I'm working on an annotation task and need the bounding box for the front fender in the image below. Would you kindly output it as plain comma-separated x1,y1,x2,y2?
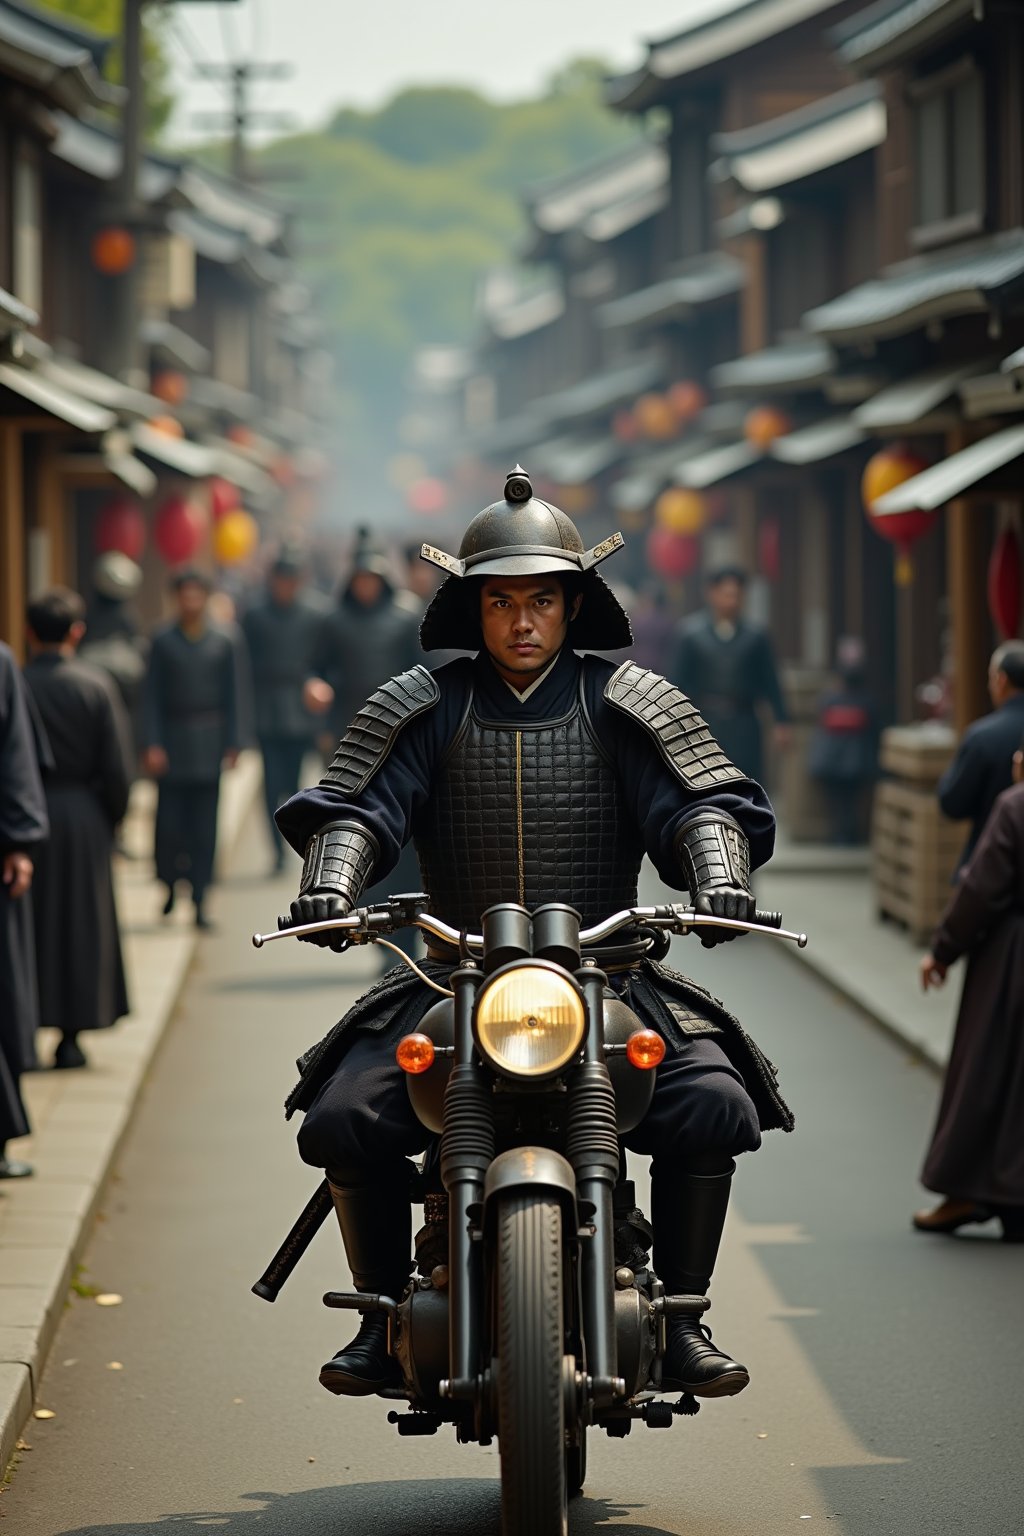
482,1147,577,1223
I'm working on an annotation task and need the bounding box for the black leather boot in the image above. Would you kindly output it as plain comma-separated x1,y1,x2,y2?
653,1159,749,1399
319,1173,412,1396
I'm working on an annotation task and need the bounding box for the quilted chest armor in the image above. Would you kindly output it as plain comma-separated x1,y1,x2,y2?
413,676,642,931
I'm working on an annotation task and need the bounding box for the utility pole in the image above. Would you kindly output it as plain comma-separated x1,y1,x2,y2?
192,63,296,186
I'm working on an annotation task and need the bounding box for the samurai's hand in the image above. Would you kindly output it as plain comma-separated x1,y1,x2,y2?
693,886,756,947
675,811,754,948
282,892,353,951
284,821,378,951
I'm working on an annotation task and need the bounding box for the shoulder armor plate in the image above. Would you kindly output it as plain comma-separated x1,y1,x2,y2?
322,665,441,795
604,662,746,792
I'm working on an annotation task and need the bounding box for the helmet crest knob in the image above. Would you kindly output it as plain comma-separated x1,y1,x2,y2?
504,465,532,504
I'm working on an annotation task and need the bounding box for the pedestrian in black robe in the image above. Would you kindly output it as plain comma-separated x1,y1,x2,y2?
24,588,134,1070
915,769,1024,1242
937,639,1024,869
671,566,790,785
142,570,249,929
242,548,328,873
0,640,49,1174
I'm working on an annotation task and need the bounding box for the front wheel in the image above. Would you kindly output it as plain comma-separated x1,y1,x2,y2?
496,1193,567,1536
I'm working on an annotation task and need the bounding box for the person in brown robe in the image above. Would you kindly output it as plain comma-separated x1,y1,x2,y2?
915,770,1024,1242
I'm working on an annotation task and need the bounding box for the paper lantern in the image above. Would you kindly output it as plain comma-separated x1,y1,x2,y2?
655,487,707,536
148,415,184,438
744,405,791,448
152,370,189,407
94,497,146,562
214,508,259,566
668,380,707,425
635,393,678,441
647,527,699,580
408,477,448,515
226,423,254,449
271,454,296,489
154,495,205,566
209,477,239,522
988,527,1022,639
613,409,639,443
91,226,136,276
862,445,935,586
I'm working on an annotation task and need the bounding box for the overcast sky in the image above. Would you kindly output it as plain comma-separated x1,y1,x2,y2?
167,0,740,142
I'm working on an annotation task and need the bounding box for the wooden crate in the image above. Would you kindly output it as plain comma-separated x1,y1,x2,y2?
878,725,957,786
871,780,967,943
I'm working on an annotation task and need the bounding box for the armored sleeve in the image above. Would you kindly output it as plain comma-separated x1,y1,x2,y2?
603,662,746,791
321,666,440,794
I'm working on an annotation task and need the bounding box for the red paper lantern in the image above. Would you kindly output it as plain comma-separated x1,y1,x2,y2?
668,380,707,425
988,527,1023,639
210,477,239,522
91,226,136,276
154,495,205,565
757,516,781,584
646,527,699,580
94,497,145,562
862,445,936,585
408,477,448,515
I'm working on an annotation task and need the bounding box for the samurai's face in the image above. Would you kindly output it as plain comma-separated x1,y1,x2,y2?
479,575,582,691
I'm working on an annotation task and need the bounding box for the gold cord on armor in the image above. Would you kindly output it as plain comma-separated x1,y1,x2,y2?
515,730,525,905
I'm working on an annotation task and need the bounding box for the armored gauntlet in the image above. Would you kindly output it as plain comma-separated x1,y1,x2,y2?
286,820,378,949
674,811,754,948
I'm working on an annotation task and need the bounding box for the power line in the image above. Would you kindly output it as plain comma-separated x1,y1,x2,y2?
191,61,297,182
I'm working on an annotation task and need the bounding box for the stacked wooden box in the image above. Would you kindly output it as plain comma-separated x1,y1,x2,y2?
871,726,967,943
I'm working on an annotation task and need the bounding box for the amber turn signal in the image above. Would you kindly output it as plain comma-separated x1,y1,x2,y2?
625,1030,665,1070
396,1033,435,1074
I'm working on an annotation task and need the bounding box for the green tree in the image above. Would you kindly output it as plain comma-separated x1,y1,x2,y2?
34,0,174,136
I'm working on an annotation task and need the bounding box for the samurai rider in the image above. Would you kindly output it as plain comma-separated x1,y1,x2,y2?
277,469,793,1403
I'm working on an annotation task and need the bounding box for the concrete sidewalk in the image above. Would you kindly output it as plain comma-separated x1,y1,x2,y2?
758,840,958,1072
0,755,263,1476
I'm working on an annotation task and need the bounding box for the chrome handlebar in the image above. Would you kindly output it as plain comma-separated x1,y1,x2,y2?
252,903,807,951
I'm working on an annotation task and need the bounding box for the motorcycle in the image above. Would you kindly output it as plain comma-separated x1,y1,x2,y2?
252,895,806,1536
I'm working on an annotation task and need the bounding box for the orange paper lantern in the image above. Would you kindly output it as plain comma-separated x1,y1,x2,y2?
634,393,678,442
152,370,189,407
91,226,136,276
613,409,639,443
744,405,791,449
226,423,255,449
148,415,184,438
213,508,259,566
654,487,707,537
556,483,595,516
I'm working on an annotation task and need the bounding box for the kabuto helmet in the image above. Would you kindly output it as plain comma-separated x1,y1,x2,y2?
419,466,633,651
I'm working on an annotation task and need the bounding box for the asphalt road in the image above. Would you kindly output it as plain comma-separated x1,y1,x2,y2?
6,820,1024,1536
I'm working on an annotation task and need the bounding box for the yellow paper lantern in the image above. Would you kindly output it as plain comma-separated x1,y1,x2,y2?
744,405,791,448
214,508,259,566
655,487,707,536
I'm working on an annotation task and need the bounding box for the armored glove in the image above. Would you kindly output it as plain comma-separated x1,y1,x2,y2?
675,811,755,948
284,820,378,950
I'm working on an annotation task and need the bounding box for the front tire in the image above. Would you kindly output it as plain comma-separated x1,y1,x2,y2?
496,1194,567,1536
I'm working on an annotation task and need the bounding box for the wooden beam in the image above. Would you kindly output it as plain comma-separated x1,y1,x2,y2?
946,497,990,734
0,422,26,658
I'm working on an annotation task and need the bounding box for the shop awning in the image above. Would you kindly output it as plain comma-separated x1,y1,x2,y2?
0,1,121,113
203,437,276,498
711,335,835,395
131,423,218,478
101,431,158,497
533,353,664,425
711,82,885,194
769,417,866,464
611,439,715,510
853,360,996,430
139,319,211,374
834,0,975,76
528,140,667,237
960,347,1024,419
804,231,1024,344
0,285,38,336
0,360,115,433
40,353,162,420
675,439,762,490
531,433,623,484
600,255,743,331
872,425,1024,514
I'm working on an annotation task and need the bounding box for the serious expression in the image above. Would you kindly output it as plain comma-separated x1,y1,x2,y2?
479,575,582,690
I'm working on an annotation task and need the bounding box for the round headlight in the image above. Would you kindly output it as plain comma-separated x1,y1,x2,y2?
475,965,586,1078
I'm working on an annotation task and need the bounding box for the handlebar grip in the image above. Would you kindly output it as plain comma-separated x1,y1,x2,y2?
753,910,783,929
